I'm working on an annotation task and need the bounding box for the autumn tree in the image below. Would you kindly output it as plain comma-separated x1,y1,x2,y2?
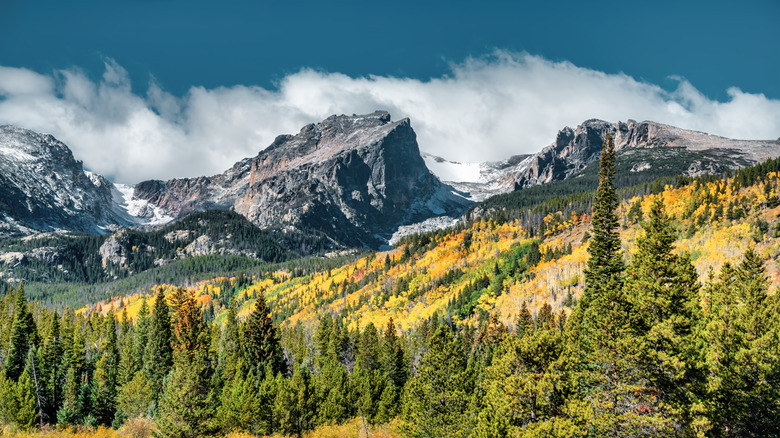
155,288,217,438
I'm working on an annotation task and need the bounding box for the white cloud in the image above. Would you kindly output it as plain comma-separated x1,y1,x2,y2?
0,51,778,183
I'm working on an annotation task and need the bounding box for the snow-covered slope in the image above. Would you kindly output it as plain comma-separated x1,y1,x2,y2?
113,184,174,226
0,125,171,237
422,152,533,202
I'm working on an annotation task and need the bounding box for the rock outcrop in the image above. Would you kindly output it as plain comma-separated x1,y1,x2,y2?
497,119,780,190
0,125,137,236
134,111,471,247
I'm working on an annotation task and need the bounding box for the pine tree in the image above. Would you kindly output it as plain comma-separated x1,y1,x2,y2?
244,293,285,382
155,288,217,438
143,288,173,403
6,285,37,381
402,325,472,437
93,310,120,426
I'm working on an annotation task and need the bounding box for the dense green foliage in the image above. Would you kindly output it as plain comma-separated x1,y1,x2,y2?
0,210,334,287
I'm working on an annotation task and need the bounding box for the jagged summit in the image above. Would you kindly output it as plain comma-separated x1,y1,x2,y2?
2,115,777,246
133,112,471,248
0,125,138,236
463,119,780,193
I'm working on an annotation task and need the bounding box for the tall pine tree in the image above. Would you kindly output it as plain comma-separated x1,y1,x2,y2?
155,288,217,438
143,288,173,404
244,293,285,383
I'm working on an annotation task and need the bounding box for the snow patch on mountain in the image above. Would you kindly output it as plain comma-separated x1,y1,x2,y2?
422,152,533,202
113,184,174,226
422,153,482,183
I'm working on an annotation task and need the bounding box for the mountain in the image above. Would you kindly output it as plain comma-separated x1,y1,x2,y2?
0,125,143,237
2,116,777,249
83,156,780,333
427,119,780,199
133,111,471,248
0,209,332,291
422,152,532,202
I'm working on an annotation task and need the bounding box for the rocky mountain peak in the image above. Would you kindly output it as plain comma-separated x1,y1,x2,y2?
0,125,138,236
132,112,470,248
510,119,780,189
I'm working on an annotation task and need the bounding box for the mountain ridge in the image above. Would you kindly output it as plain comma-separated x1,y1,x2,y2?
132,111,472,248
1,116,778,248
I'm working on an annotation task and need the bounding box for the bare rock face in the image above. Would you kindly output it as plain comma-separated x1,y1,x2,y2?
98,230,128,268
134,111,471,247
506,119,780,189
0,126,136,234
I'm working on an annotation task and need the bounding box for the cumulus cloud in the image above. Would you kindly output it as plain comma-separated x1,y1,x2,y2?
0,51,778,183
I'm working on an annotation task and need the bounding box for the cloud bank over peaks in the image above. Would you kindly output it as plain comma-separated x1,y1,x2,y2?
0,52,778,183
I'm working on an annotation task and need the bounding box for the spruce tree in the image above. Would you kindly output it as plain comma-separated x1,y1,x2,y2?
93,310,120,426
143,288,173,402
514,301,534,338
218,298,242,383
623,197,703,431
583,132,624,299
701,248,780,436
356,322,380,373
40,311,63,423
566,131,628,350
132,299,150,373
217,359,260,434
244,293,285,382
565,133,659,434
474,329,569,436
117,371,153,419
402,325,472,437
381,317,407,391
6,285,36,381
155,288,217,438
14,369,38,429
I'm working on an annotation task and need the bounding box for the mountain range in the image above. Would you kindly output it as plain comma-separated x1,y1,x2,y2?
1,112,778,251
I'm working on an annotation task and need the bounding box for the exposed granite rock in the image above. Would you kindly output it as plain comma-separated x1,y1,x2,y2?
135,111,471,248
505,119,780,189
0,125,137,234
99,230,127,268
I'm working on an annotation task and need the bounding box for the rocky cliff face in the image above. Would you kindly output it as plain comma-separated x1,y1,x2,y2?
0,125,137,236
493,119,780,190
134,111,471,247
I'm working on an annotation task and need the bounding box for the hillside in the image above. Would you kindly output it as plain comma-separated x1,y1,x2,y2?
85,157,780,332
0,210,341,307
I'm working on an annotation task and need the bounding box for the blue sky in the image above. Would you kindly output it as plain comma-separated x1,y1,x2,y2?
0,0,778,182
2,0,777,100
